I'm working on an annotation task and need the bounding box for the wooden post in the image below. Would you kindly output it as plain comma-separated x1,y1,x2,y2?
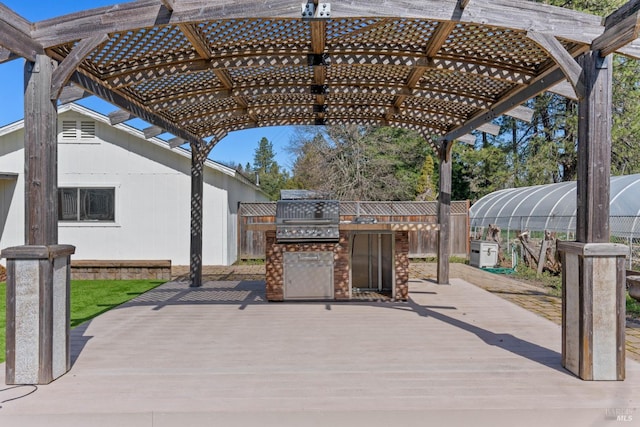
576,51,612,244
24,54,58,245
1,55,75,385
189,146,205,287
559,51,626,381
437,143,452,285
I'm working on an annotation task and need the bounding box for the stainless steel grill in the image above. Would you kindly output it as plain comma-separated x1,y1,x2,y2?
275,199,340,242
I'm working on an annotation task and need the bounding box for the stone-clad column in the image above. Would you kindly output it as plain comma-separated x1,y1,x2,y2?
2,245,75,384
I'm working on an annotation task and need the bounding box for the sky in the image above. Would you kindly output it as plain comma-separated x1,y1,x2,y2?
0,0,297,171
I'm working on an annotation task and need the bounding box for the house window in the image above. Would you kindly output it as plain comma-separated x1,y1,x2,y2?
58,188,115,222
60,120,96,141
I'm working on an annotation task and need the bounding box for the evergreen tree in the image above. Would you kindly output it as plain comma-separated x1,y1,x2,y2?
251,137,290,200
415,154,437,201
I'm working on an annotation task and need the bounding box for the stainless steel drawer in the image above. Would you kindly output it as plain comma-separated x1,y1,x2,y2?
283,251,334,299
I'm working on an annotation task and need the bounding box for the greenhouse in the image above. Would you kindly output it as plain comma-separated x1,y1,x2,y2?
470,173,640,267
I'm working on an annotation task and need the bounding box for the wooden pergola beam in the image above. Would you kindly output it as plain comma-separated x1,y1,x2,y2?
169,137,185,148
69,71,205,146
0,4,44,62
104,55,533,90
50,34,109,100
58,85,91,104
108,109,134,125
441,66,567,143
456,134,476,145
30,0,612,50
477,122,500,136
593,0,640,56
527,31,584,99
548,80,578,100
143,125,165,139
179,23,211,59
160,0,175,12
504,105,534,123
0,47,19,64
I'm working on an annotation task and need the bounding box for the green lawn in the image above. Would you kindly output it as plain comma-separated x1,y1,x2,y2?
0,279,164,363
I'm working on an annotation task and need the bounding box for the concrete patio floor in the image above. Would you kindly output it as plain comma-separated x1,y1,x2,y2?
1,274,639,427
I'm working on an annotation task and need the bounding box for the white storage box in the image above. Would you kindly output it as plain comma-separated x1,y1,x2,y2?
469,240,499,268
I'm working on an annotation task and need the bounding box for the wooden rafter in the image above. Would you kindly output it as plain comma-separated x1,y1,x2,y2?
441,66,568,143
0,47,18,64
160,0,175,12
3,0,637,161
527,31,584,99
108,109,134,125
50,34,109,100
102,54,532,92
504,105,534,123
547,80,578,100
179,23,211,59
385,20,456,121
58,85,91,104
69,71,205,146
143,125,164,138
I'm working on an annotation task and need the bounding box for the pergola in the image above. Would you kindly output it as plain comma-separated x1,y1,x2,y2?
1,0,640,384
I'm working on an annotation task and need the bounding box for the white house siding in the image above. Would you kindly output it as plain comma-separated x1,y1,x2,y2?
0,124,23,252
0,105,268,266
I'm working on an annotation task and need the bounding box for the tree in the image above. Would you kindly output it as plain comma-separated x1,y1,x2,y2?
611,55,640,175
251,137,290,200
415,154,437,201
288,125,431,201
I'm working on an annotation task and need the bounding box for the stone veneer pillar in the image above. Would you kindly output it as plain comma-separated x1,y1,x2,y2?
2,245,75,385
557,242,627,380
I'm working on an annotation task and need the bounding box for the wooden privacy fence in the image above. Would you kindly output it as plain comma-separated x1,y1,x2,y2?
238,201,470,260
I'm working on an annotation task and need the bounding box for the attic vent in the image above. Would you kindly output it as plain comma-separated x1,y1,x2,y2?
80,121,96,139
60,120,96,141
61,121,76,139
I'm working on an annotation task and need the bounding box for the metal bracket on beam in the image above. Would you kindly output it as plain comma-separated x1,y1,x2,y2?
310,84,329,95
307,53,330,66
301,2,331,19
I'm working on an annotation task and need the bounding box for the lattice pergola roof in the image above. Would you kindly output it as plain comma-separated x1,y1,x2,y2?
3,0,640,153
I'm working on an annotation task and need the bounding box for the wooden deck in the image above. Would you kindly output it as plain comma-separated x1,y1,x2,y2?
1,276,639,426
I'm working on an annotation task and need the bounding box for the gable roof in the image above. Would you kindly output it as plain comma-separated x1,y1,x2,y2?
0,103,264,192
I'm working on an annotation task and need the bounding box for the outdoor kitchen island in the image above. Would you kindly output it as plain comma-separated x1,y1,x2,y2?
265,225,414,302
265,200,436,301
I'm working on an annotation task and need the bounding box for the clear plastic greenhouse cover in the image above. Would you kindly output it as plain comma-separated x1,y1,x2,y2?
469,174,640,238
